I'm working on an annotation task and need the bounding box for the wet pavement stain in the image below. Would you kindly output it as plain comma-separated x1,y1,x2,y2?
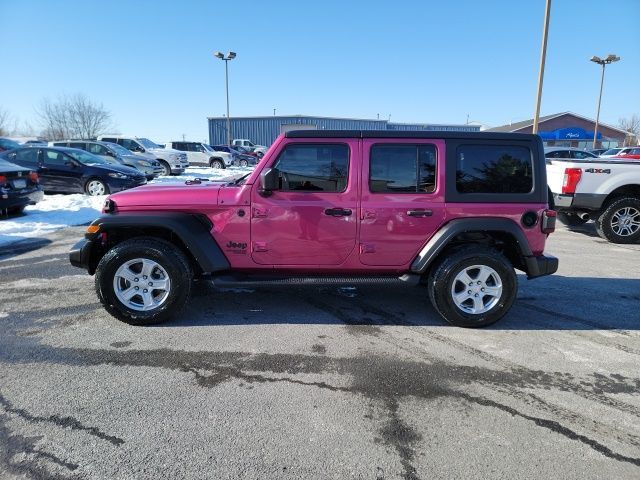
0,418,81,480
0,392,124,447
311,344,327,354
2,341,639,477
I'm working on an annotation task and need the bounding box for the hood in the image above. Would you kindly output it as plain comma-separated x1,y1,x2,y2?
108,181,225,209
148,147,181,155
122,154,155,164
88,162,144,176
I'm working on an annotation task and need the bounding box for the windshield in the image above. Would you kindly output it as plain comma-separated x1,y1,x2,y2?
137,137,162,149
67,150,109,165
602,148,621,155
104,142,134,156
202,144,215,152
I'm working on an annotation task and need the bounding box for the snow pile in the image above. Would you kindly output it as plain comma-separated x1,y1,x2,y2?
0,165,255,248
149,165,253,185
0,193,106,247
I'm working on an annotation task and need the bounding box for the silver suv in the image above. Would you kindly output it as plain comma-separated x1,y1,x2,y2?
97,135,188,175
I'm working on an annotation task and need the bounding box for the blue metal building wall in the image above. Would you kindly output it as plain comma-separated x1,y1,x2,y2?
208,116,480,146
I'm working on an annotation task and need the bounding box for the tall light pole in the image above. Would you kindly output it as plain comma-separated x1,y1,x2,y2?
532,0,552,134
590,54,620,149
214,51,236,145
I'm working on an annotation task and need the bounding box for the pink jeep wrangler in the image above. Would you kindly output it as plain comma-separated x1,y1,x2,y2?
70,131,558,327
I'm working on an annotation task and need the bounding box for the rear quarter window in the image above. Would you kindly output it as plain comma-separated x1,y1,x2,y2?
456,145,533,194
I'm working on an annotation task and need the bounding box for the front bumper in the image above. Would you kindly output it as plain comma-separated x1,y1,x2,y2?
69,237,94,272
524,254,559,279
108,176,147,193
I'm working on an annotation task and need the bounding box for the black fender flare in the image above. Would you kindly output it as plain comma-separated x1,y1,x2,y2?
410,218,533,274
87,212,230,274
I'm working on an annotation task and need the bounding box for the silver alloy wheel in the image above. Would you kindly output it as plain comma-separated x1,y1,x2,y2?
239,159,248,167
87,180,106,196
211,160,223,169
113,258,171,312
611,206,640,237
451,264,503,315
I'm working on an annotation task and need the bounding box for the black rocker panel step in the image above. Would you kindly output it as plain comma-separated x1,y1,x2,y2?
209,273,420,287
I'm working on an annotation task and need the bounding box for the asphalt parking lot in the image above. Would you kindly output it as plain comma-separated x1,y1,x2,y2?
0,224,639,480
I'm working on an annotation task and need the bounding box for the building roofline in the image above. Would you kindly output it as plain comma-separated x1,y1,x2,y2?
488,111,630,135
207,114,475,129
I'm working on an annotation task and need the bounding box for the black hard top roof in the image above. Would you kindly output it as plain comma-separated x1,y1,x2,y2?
284,130,539,141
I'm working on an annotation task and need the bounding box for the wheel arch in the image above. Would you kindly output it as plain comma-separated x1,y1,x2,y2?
81,213,230,275
411,218,534,277
603,184,640,207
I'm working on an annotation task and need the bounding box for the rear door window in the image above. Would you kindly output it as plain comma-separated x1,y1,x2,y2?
369,144,436,193
14,148,39,167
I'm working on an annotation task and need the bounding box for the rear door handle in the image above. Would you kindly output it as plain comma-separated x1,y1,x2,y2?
324,208,352,217
406,209,433,217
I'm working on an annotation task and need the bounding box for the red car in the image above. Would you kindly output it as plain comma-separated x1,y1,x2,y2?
613,147,640,160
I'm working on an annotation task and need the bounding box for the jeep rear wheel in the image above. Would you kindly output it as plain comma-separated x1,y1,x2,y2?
95,237,192,325
428,246,517,328
595,197,640,244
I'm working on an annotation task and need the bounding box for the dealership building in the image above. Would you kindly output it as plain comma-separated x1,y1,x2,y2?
207,115,480,147
486,111,630,149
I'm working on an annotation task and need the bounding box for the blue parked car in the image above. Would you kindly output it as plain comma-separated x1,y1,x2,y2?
0,156,43,214
1,146,146,196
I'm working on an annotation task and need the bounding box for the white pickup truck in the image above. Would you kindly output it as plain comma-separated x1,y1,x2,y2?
547,155,640,243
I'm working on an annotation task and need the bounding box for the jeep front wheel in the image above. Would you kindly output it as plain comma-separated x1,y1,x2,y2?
95,237,192,325
428,246,517,328
210,159,225,169
595,196,640,244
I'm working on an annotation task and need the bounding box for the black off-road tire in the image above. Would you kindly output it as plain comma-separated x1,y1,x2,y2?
95,237,192,325
595,196,640,244
557,211,588,227
209,158,225,169
427,245,517,328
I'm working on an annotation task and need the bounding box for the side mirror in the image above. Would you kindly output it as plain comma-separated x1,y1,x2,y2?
259,167,279,196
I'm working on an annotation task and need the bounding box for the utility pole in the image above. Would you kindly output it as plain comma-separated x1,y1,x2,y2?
532,0,552,134
214,51,236,145
590,54,620,148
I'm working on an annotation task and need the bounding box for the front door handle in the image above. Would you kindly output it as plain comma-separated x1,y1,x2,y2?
324,208,352,217
406,209,433,217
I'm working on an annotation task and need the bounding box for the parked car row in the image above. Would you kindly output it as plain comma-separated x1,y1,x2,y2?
0,146,147,196
50,140,164,180
165,141,259,169
545,146,640,161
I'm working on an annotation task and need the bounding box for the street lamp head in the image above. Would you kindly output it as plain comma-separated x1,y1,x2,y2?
606,54,620,63
227,51,236,60
590,55,602,64
214,51,224,59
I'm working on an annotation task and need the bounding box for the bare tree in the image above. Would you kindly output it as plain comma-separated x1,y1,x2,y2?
36,93,114,140
618,114,640,146
0,108,12,136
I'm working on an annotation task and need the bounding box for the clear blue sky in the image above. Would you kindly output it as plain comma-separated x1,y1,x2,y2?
1,0,638,142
